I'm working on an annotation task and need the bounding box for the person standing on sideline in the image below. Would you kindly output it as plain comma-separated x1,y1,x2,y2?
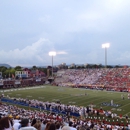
121,94,125,100
111,100,113,106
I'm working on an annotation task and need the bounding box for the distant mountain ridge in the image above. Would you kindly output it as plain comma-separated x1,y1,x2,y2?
0,64,11,68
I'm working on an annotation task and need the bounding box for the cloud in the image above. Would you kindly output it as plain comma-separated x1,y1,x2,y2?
64,0,130,33
0,38,67,67
38,15,51,23
113,51,130,65
56,51,68,55
1,0,130,66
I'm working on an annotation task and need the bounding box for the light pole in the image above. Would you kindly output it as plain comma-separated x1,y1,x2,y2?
49,51,56,77
102,43,110,68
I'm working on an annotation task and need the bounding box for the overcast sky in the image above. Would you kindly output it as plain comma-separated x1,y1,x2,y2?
1,0,130,67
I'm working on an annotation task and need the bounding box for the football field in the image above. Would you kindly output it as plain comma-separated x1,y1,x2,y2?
1,85,130,117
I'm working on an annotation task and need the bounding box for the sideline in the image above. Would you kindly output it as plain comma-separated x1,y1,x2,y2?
0,86,46,93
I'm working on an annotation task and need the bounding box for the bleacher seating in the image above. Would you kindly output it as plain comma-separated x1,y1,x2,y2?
54,68,130,91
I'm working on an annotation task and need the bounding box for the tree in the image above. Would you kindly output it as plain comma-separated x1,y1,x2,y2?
0,66,7,78
0,66,7,72
98,64,103,69
9,68,15,75
114,65,120,68
76,66,81,69
81,65,85,69
14,66,22,71
32,66,37,70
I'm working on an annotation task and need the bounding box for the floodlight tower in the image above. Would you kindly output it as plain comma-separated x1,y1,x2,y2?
102,43,110,68
49,51,56,77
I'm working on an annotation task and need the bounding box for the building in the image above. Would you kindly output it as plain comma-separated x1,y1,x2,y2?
15,71,28,79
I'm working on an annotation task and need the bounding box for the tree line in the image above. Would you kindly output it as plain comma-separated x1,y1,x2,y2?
0,66,48,79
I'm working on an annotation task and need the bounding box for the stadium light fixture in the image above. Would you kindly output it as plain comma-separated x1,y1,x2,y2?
49,51,56,77
102,43,110,68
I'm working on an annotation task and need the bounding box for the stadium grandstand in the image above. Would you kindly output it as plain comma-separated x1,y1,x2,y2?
54,68,130,92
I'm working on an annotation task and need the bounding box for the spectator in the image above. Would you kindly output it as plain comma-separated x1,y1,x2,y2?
45,122,51,130
61,126,70,130
55,121,61,130
69,121,77,130
0,117,13,130
41,120,47,130
47,123,56,130
31,119,37,126
33,120,41,130
19,118,37,130
13,116,21,130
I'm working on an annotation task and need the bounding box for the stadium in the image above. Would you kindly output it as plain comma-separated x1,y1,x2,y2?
1,0,130,130
0,66,130,129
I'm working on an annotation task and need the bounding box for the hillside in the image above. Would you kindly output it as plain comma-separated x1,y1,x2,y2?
0,63,11,68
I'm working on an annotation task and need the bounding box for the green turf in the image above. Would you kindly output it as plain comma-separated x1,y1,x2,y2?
1,85,130,117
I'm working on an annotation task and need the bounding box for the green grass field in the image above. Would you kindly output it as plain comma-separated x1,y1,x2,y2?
1,85,130,117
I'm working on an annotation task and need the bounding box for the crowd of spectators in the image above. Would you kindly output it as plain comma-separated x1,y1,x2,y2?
54,68,130,91
0,101,130,130
1,94,130,130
